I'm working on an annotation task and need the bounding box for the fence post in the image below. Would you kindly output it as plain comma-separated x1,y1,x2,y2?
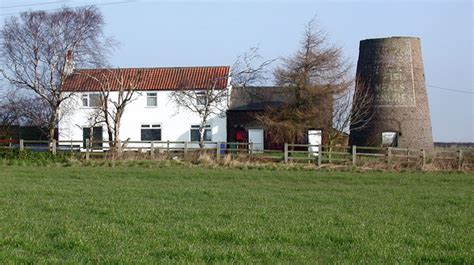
458,150,463,171
317,144,322,167
284,143,288,163
150,141,155,159
184,141,188,160
387,147,392,164
421,149,426,169
52,139,57,155
166,140,170,159
19,139,24,151
85,139,90,161
70,139,73,153
249,142,253,160
352,145,357,167
9,137,12,148
216,142,221,161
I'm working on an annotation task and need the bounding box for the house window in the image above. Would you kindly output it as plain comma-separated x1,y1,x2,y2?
190,124,211,142
82,127,103,148
81,94,88,106
196,91,207,106
147,92,157,107
82,93,101,107
141,124,161,141
382,131,398,147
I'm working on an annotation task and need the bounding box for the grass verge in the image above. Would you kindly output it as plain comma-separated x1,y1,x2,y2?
0,165,473,263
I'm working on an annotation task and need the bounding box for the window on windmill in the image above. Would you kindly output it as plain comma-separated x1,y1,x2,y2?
381,132,398,147
196,91,207,106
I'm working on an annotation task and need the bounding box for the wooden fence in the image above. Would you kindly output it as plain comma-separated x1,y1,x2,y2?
1,139,472,171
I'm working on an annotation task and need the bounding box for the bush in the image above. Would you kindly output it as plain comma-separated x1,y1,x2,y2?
0,149,70,165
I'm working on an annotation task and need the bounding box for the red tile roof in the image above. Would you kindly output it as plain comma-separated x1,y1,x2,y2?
62,66,230,92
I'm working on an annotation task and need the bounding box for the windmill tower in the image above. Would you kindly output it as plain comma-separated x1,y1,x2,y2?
349,37,434,151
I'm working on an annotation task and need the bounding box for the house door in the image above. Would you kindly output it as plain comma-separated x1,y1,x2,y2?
248,129,264,152
83,127,103,149
308,129,322,156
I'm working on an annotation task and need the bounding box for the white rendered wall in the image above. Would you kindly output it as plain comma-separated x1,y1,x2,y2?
58,90,227,146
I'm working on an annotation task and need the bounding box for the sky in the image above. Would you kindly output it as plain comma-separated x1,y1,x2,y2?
1,0,473,142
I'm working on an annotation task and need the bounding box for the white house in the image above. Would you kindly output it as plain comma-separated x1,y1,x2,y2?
58,66,231,148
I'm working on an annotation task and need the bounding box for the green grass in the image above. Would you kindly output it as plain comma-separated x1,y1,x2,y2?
0,165,473,263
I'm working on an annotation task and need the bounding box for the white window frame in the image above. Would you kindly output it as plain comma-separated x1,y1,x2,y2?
141,124,162,141
81,93,101,108
196,91,207,106
146,92,158,107
190,124,212,142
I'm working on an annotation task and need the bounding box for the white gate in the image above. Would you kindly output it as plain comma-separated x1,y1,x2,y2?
248,129,264,152
308,130,322,156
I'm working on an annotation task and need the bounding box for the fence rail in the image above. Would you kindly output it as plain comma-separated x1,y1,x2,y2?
1,139,472,171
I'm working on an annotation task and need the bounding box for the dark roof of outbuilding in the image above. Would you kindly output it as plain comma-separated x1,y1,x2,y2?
229,86,295,111
62,66,230,92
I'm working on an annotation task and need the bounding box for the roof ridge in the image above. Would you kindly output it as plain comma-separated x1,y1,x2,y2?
63,66,230,92
74,66,231,71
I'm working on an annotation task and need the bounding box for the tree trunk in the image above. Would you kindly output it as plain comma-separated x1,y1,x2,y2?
107,128,114,149
48,106,59,152
114,117,122,154
199,127,205,150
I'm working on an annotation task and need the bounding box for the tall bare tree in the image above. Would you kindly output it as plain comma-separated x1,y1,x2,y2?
330,78,374,146
169,75,229,149
0,6,114,146
257,17,352,145
169,48,274,148
83,68,144,152
0,99,18,139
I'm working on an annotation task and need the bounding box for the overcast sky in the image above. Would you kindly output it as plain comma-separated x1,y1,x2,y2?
1,0,473,142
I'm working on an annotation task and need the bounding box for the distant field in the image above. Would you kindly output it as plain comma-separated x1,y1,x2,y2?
0,165,472,263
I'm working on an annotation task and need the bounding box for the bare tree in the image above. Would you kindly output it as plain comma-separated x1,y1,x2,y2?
231,47,275,88
83,68,144,152
0,6,114,147
169,47,274,149
257,17,352,145
0,99,18,139
0,91,51,136
330,78,374,146
169,76,229,149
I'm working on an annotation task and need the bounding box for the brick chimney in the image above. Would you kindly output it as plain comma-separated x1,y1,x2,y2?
64,49,75,76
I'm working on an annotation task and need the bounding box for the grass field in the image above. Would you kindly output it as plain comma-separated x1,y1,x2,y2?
0,165,472,263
